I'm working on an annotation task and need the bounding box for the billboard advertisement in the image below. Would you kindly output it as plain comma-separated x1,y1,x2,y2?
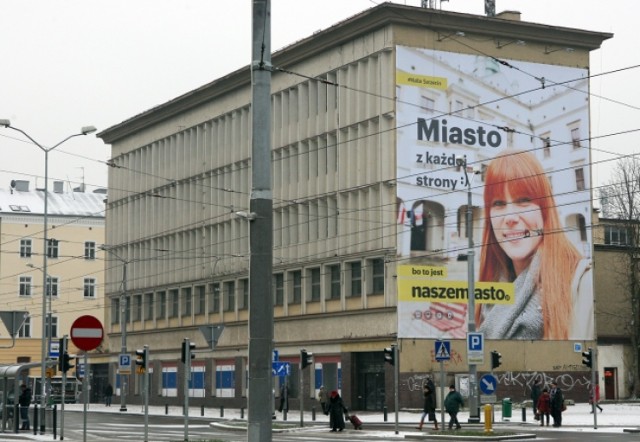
396,46,593,340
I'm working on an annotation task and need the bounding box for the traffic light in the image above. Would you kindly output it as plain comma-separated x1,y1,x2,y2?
491,350,502,370
582,348,592,368
136,346,148,374
61,352,75,373
181,339,196,364
300,349,313,369
383,346,395,366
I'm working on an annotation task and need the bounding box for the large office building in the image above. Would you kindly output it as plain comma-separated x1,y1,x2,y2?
98,3,613,410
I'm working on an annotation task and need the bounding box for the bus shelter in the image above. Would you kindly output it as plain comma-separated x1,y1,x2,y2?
0,361,55,433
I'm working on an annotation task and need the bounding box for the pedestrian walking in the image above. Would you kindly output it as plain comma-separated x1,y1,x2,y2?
549,381,564,427
104,383,113,407
531,378,542,419
416,380,438,431
326,390,347,432
589,383,603,413
278,382,288,413
318,385,328,414
536,387,551,426
18,383,31,431
444,384,463,430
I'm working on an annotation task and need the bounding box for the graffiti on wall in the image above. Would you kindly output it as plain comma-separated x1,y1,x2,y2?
497,371,591,394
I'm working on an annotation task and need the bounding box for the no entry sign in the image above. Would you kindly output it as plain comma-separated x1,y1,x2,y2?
70,315,104,351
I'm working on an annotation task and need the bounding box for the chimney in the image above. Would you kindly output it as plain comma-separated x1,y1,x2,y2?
53,181,64,194
13,180,30,192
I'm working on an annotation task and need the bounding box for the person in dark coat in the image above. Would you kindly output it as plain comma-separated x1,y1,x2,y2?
278,383,288,413
326,390,347,432
549,381,564,427
536,387,551,426
416,381,438,430
104,383,114,407
531,379,542,419
18,383,31,430
444,384,463,430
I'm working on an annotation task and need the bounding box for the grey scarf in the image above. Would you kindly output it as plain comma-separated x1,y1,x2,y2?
478,252,543,339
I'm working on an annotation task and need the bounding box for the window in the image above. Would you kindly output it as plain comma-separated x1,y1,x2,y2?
195,286,205,315
156,291,166,319
329,264,341,300
240,279,249,310
20,239,32,258
224,281,235,312
133,294,142,321
273,274,284,306
18,316,31,338
420,96,435,113
124,295,131,322
310,268,321,302
45,315,58,339
144,293,154,320
112,298,120,324
46,276,59,298
571,127,581,148
575,168,585,191
182,287,192,317
370,258,385,294
83,278,96,298
169,289,179,317
605,225,629,246
47,239,59,258
19,276,32,297
349,261,362,297
84,241,96,260
208,283,220,313
292,271,302,304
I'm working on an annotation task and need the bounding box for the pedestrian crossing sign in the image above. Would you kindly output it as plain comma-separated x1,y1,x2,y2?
435,340,451,361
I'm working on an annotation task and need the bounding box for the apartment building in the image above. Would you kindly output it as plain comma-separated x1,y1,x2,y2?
0,179,105,370
98,3,612,409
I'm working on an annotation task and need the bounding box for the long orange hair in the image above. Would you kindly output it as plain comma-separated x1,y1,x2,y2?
476,150,582,339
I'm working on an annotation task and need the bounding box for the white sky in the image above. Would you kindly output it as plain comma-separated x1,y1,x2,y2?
0,0,637,192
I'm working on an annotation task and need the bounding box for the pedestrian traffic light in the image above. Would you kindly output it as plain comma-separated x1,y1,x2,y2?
582,347,592,368
181,339,196,364
61,352,75,373
300,349,313,369
491,350,502,369
136,347,148,374
383,346,395,366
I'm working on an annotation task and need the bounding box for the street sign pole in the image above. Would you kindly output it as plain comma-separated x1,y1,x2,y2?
143,345,149,442
60,335,67,441
439,359,445,432
83,352,88,442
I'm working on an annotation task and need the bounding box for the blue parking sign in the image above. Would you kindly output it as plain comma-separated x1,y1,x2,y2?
467,332,484,352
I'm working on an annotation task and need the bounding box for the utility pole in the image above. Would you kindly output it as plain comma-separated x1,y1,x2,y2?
459,156,480,423
248,1,274,441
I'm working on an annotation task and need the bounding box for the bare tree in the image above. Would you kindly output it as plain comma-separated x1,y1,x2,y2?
598,156,640,398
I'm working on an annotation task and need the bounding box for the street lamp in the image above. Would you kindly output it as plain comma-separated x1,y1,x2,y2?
99,245,129,412
458,156,480,423
0,119,96,434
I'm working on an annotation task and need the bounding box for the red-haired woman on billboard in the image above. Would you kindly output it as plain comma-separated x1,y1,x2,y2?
476,149,592,340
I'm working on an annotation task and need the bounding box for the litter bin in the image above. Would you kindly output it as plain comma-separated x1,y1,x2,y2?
501,398,512,420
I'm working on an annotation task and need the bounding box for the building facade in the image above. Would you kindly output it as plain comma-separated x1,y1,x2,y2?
0,179,105,375
98,3,612,410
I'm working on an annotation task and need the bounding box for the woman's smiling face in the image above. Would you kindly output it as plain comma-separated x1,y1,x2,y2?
490,189,544,274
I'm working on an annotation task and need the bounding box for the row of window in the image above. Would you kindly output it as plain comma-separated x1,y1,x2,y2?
19,276,96,298
112,258,386,324
19,239,96,259
17,315,58,338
